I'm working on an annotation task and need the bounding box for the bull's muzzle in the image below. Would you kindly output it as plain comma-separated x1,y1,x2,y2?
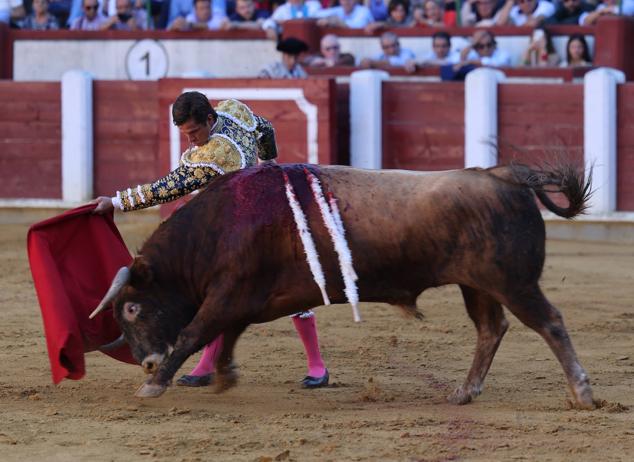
141,353,165,374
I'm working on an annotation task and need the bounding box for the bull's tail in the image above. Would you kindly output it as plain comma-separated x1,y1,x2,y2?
503,163,592,219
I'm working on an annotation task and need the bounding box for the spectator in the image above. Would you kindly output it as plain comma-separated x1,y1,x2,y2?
367,0,411,30
458,29,512,67
221,0,269,29
259,36,309,78
261,0,322,38
360,31,416,68
546,0,594,25
47,0,71,26
580,0,634,25
412,0,455,27
69,0,107,28
503,0,555,26
461,0,507,26
561,33,592,67
101,0,149,29
20,0,59,28
316,0,375,28
405,30,460,72
364,0,389,20
169,0,222,30
305,33,355,67
385,0,410,25
520,28,560,66
169,0,226,28
1,0,25,24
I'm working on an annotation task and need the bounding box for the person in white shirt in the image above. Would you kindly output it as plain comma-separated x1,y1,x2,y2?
405,31,460,73
168,0,223,30
70,0,107,29
0,0,25,24
580,0,634,25
504,0,555,26
361,31,416,68
316,0,375,28
460,29,512,67
261,0,322,38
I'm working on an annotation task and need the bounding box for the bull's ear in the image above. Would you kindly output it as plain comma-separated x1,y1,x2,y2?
130,256,153,288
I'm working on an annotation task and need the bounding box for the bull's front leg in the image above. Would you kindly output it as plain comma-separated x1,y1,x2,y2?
135,326,220,398
214,324,248,393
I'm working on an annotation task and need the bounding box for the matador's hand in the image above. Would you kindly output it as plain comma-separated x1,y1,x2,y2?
91,196,114,214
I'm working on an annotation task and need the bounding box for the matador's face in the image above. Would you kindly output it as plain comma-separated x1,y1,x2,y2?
179,114,214,147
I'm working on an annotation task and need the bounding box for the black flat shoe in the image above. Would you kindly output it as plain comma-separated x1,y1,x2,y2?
301,369,329,389
176,373,213,387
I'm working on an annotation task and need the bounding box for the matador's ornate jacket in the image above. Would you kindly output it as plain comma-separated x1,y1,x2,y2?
112,99,277,212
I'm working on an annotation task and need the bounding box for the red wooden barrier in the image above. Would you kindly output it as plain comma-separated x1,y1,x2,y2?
93,81,159,197
617,83,634,211
0,81,61,199
497,83,584,166
382,81,465,171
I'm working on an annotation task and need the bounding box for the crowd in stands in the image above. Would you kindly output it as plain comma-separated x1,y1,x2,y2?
2,0,632,31
1,0,631,78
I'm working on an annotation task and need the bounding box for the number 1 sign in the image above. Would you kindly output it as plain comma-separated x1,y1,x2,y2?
125,39,169,81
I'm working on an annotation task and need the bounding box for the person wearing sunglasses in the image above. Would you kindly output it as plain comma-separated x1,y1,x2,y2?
360,31,416,69
305,34,356,67
70,0,107,29
504,0,554,26
458,29,512,67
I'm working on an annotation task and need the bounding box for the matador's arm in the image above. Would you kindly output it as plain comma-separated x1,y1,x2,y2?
113,164,221,212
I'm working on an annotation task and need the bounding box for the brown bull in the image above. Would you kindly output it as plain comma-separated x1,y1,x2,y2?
92,163,595,408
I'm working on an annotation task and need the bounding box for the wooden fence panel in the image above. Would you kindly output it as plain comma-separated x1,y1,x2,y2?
93,81,159,197
382,81,465,171
0,81,60,199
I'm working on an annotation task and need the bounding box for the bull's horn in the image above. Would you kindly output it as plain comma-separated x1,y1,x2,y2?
98,334,126,352
89,267,130,319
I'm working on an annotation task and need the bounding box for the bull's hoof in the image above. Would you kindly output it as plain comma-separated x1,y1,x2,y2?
447,387,476,405
135,382,167,398
214,369,239,394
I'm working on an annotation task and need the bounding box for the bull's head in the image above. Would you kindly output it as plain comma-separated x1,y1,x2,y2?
91,257,195,375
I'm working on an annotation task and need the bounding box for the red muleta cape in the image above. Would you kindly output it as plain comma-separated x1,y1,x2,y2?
27,204,137,384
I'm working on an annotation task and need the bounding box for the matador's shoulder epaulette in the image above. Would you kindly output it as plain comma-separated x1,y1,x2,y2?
180,136,244,174
215,99,257,132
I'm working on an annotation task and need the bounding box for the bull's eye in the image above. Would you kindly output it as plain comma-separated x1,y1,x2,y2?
123,302,141,322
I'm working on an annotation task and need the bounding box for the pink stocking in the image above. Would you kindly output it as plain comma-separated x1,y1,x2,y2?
188,334,224,376
292,314,326,378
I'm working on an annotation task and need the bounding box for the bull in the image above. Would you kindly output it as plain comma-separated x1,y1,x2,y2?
91,163,595,409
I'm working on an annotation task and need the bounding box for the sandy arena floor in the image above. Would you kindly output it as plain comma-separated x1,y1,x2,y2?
1,210,633,462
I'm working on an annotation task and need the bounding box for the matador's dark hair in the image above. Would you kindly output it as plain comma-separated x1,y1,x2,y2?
172,91,217,126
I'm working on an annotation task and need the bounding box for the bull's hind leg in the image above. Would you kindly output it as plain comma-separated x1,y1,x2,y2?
501,286,594,409
448,286,509,405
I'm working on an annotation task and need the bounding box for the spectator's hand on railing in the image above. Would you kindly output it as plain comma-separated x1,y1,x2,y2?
168,16,188,31
404,59,418,74
364,21,383,34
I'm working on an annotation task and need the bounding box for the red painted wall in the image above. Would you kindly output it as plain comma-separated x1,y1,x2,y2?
617,83,634,211
93,81,159,197
0,81,61,199
497,83,584,166
382,82,465,171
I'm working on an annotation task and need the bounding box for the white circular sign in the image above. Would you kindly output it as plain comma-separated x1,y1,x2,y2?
125,39,168,81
